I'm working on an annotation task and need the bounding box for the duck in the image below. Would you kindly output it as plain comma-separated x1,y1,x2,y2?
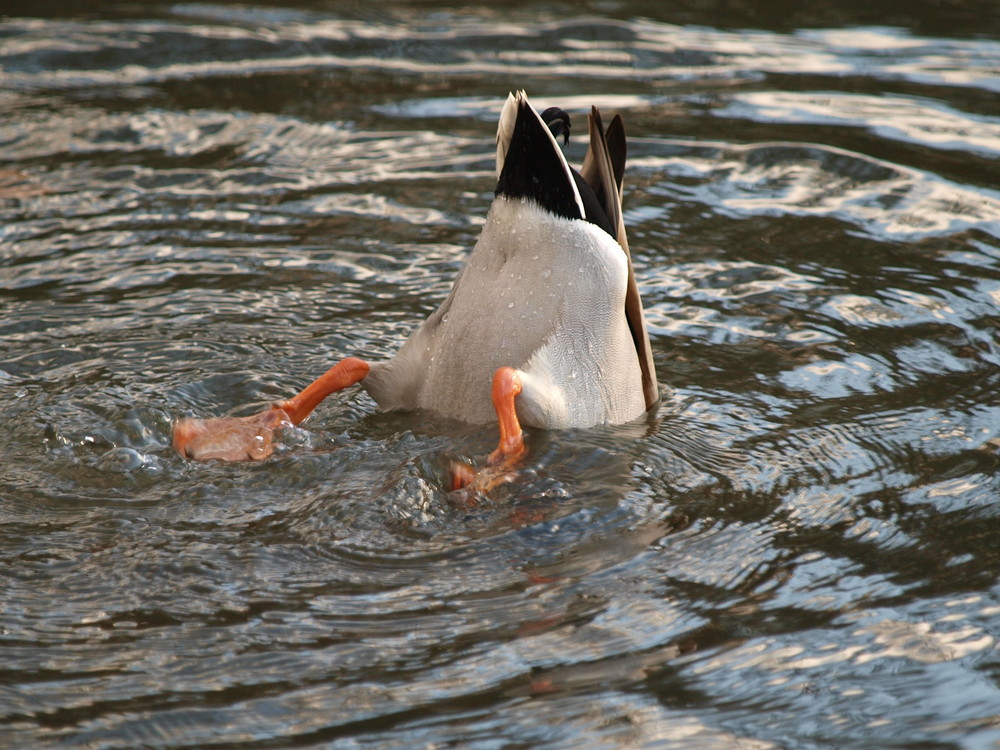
173,91,659,490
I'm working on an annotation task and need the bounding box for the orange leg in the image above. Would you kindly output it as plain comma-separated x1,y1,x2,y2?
173,358,370,461
487,366,526,466
450,366,527,492
274,357,369,426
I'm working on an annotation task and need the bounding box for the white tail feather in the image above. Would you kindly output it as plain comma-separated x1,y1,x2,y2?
495,91,519,179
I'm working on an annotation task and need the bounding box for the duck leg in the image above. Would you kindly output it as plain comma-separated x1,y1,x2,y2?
173,357,370,461
451,366,528,492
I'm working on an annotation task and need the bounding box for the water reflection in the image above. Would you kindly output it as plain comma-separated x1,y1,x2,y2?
729,91,1000,155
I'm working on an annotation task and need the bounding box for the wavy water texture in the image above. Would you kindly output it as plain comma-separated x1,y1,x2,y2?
1,4,999,749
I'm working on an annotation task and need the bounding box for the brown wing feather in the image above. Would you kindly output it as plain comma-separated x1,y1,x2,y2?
583,108,659,410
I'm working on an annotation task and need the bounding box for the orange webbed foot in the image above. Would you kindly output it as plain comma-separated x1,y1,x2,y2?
173,408,289,461
449,366,527,496
173,358,369,462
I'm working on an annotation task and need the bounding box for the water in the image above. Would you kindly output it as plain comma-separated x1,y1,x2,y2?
2,2,999,748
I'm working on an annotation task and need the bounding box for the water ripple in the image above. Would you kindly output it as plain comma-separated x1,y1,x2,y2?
2,5,1000,749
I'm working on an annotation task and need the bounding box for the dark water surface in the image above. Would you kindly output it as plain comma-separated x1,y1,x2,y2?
2,1,999,747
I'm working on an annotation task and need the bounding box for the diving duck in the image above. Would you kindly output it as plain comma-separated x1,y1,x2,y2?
173,91,659,489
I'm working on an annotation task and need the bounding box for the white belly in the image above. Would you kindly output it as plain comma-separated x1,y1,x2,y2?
363,198,645,428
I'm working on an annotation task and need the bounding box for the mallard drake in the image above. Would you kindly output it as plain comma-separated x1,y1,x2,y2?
174,91,659,487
